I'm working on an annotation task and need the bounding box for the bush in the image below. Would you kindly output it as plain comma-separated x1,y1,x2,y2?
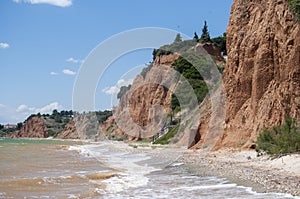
171,56,208,111
95,110,112,124
48,129,58,137
256,117,300,156
211,33,227,55
153,124,179,145
288,0,300,20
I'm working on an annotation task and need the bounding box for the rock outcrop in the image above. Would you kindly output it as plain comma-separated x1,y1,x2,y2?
100,53,180,139
57,114,99,139
102,0,300,149
8,116,48,138
217,0,300,148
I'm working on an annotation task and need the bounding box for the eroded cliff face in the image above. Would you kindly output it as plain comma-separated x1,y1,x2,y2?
8,116,48,138
100,53,180,139
57,114,99,139
219,0,300,148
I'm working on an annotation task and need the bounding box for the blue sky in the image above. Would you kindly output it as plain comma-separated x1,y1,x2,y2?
0,0,232,124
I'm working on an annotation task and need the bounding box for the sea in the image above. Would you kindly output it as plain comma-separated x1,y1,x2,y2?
0,138,298,199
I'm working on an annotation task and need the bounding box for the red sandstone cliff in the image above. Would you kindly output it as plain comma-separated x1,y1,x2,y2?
102,0,300,149
57,114,99,139
222,0,300,148
193,0,300,149
100,53,180,140
8,116,48,138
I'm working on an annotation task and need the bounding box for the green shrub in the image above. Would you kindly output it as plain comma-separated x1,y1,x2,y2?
153,124,179,145
48,129,58,137
211,33,226,55
288,0,300,20
171,56,208,111
256,117,300,156
95,110,112,124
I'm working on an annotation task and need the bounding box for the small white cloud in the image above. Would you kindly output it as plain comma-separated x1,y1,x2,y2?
16,104,27,112
66,57,83,63
102,78,133,95
12,0,72,7
1,103,64,124
16,102,63,114
16,104,34,113
102,86,119,95
36,102,63,113
50,71,59,75
62,69,76,75
0,43,9,49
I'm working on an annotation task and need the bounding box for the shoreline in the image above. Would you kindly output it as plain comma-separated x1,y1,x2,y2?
125,143,300,197
178,148,300,197
2,138,299,196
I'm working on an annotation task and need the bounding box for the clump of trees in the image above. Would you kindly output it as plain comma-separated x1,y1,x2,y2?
199,21,211,43
95,110,112,124
211,33,227,55
0,122,23,137
256,117,300,156
194,21,227,55
171,56,208,112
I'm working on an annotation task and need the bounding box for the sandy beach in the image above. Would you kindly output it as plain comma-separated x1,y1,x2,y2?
178,148,300,197
125,143,300,197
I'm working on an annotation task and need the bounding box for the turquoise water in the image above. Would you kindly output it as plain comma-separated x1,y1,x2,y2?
0,138,298,198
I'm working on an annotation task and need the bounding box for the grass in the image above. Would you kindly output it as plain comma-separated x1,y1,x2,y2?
256,117,300,156
153,124,179,145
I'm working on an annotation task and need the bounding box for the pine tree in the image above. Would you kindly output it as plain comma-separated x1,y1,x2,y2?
193,32,199,41
174,33,182,43
200,21,211,43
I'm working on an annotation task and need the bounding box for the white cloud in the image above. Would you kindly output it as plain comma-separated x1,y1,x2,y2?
102,86,119,95
16,102,63,114
35,102,63,113
66,57,83,63
12,0,72,7
50,71,59,75
0,102,64,124
102,78,133,95
0,43,9,49
62,69,76,75
16,104,34,112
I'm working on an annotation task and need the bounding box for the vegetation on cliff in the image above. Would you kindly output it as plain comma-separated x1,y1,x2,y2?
111,23,226,143
171,56,208,112
153,124,179,145
1,109,112,138
0,123,23,137
288,0,300,20
256,118,300,156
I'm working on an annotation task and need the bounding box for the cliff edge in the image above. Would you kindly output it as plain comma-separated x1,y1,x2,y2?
219,0,300,148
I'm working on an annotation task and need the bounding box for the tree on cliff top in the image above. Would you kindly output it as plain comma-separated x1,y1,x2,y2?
200,21,211,43
193,32,199,41
174,33,182,43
